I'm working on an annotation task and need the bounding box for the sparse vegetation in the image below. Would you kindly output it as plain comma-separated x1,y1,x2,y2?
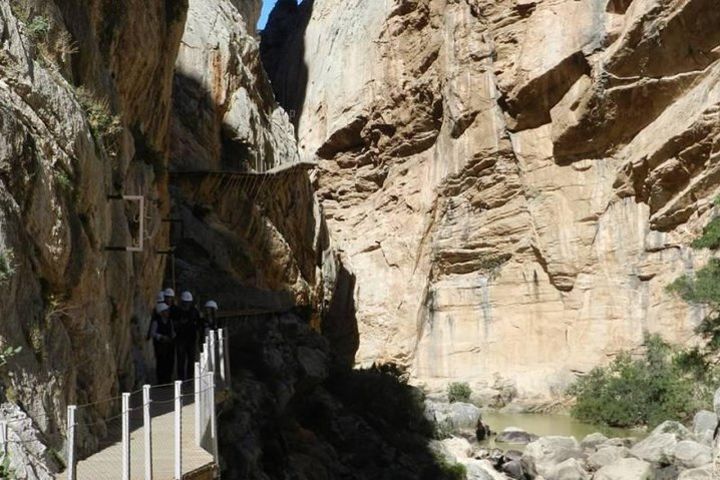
435,455,467,480
569,335,711,428
76,87,123,149
447,382,472,403
0,345,21,369
0,249,15,283
26,15,50,41
0,452,14,480
667,196,720,360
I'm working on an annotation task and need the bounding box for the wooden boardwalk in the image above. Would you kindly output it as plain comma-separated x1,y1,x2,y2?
59,389,215,480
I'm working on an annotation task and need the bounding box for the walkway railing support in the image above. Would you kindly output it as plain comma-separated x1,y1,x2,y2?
209,330,216,373
218,329,226,386
66,405,77,480
194,361,201,446
174,381,182,480
122,392,130,480
143,385,153,480
223,327,231,386
208,370,219,465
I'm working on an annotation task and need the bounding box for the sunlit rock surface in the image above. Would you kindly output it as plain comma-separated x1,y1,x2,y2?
263,0,720,397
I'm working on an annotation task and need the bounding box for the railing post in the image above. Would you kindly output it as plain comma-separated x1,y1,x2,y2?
143,385,153,480
122,392,131,480
223,327,231,386
208,370,218,465
67,405,77,480
208,330,216,373
218,329,226,387
174,380,182,480
194,361,201,446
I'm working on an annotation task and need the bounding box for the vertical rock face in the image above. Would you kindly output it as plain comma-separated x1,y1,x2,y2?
263,0,720,397
0,0,186,474
169,0,353,361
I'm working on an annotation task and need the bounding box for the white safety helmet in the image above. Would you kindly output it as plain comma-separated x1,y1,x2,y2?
163,288,175,297
204,300,218,310
156,303,170,314
156,292,165,303
180,291,193,302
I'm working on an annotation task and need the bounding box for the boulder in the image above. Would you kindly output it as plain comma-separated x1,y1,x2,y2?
430,436,474,463
672,440,712,469
593,458,654,480
651,421,692,440
522,436,584,478
586,446,630,470
580,432,609,450
497,426,540,445
501,460,525,480
463,459,504,480
425,401,482,435
654,465,681,480
547,458,589,480
678,466,714,480
630,422,690,464
692,410,716,446
600,438,636,448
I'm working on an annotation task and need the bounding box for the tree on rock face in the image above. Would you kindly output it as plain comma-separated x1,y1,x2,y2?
668,197,720,367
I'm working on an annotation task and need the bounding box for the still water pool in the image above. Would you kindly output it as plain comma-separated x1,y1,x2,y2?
479,411,645,449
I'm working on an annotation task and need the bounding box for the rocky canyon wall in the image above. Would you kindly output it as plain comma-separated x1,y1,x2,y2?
263,0,720,399
0,0,186,474
169,0,354,362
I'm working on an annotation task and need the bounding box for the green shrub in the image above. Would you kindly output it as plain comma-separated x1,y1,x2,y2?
435,455,466,480
76,87,122,145
569,335,707,428
667,197,720,360
447,382,472,403
26,15,50,41
0,249,15,283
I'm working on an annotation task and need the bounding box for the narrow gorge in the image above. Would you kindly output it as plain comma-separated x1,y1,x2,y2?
0,0,718,478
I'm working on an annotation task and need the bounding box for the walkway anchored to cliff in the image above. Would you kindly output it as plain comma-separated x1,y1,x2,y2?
56,329,229,480
169,161,318,203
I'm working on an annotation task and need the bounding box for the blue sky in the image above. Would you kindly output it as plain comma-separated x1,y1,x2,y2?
257,0,279,30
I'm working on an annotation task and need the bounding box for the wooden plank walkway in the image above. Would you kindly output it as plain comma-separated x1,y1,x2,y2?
59,390,214,480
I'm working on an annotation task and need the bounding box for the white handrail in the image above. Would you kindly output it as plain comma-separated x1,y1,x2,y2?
122,393,131,480
174,381,182,480
143,385,153,480
67,406,77,480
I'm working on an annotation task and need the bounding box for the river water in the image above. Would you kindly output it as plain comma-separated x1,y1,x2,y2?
479,411,644,449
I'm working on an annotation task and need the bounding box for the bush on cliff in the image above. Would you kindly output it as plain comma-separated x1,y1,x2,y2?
569,335,708,428
667,198,720,361
447,382,472,404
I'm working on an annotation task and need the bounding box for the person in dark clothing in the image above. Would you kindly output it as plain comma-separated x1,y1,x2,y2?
203,300,219,334
174,291,202,381
146,291,167,341
150,303,175,384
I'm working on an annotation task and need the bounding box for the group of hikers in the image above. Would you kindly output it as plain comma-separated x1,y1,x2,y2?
147,288,220,384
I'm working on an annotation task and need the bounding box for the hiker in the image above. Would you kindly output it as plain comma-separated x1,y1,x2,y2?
173,291,202,381
146,291,167,341
163,287,176,307
203,300,219,334
150,303,175,384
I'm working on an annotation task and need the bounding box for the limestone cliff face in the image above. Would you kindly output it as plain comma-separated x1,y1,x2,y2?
0,0,185,474
263,0,720,398
169,0,354,363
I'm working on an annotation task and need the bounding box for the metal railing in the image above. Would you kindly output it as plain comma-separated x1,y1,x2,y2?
62,328,230,480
